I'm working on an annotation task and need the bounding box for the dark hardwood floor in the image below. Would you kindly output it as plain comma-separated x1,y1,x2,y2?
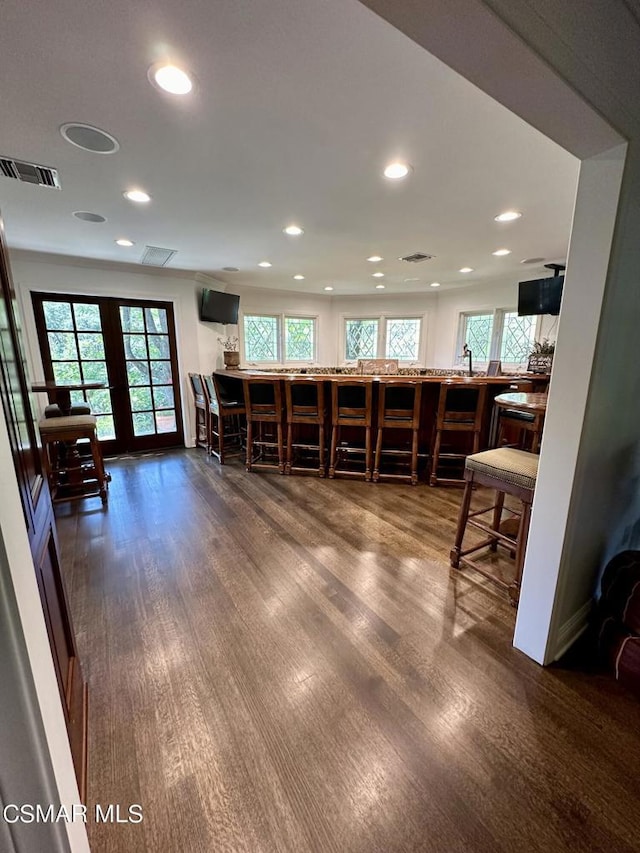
56,450,640,853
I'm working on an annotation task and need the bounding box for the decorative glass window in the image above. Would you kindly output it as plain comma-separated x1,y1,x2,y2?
285,317,315,361
457,310,540,366
500,312,537,365
243,315,279,362
386,318,421,360
345,319,379,360
462,313,494,362
242,314,317,362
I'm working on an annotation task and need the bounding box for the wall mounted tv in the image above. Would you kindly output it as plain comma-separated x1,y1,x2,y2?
200,289,240,324
518,276,564,316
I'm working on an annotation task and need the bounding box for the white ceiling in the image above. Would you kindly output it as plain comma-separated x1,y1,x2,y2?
0,0,579,295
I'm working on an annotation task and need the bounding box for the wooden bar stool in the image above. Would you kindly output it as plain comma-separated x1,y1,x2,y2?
203,373,246,464
188,373,210,452
328,378,373,481
284,378,327,476
38,414,109,505
430,381,488,486
450,447,538,605
373,379,422,485
243,377,285,473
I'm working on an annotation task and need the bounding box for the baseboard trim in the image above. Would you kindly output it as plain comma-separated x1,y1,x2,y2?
552,599,593,661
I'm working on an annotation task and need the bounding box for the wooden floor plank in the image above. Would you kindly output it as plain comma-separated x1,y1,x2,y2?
55,450,640,853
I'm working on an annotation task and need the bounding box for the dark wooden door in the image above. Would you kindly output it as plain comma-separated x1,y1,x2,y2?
0,217,87,799
32,293,183,454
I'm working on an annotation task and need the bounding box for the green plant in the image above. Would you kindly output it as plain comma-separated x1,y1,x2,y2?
530,338,555,356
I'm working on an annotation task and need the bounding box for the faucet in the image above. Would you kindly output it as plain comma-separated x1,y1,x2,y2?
462,343,473,377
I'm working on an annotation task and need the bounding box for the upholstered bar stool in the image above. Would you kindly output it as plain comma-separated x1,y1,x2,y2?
430,381,488,486
243,377,285,473
38,414,109,505
373,379,422,484
328,378,373,480
284,378,327,476
188,373,210,452
204,373,246,464
449,447,538,605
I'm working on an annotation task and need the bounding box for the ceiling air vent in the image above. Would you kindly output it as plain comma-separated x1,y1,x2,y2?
141,246,177,267
0,157,61,188
400,252,434,263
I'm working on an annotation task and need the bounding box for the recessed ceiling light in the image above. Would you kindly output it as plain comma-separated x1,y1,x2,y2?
459,267,474,273
72,211,106,223
283,224,304,236
375,284,386,289
521,257,545,264
403,277,420,283
383,162,411,180
324,286,334,291
372,272,385,278
115,238,135,247
222,266,239,272
149,63,193,95
430,282,441,288
293,274,305,280
123,189,151,203
258,261,272,268
492,248,511,256
60,123,119,154
367,255,383,263
495,210,522,222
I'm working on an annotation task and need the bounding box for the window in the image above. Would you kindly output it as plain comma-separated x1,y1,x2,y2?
343,316,423,362
345,318,379,360
243,314,317,362
458,310,538,367
386,317,421,360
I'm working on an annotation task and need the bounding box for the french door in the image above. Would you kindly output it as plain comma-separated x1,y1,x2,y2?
32,293,183,454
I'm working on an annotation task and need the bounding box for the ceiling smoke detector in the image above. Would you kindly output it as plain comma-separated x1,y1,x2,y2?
400,252,434,263
0,157,61,189
141,246,177,266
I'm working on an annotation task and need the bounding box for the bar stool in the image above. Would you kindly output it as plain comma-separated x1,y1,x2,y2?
495,383,544,452
373,379,422,485
38,414,109,505
284,378,327,476
203,373,246,464
243,377,285,473
328,378,373,481
188,373,210,452
430,381,487,486
449,447,538,605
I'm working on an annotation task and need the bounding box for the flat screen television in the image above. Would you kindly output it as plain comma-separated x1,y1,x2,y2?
200,289,240,324
518,276,564,316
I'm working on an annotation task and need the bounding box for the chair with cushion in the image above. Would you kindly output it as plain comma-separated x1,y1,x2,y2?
373,379,422,484
243,377,285,473
38,414,109,505
430,381,488,486
328,378,374,480
284,378,327,476
450,447,538,605
204,373,246,464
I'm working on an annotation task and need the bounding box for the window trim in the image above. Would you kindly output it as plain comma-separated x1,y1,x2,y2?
456,309,541,368
340,313,427,364
241,311,319,365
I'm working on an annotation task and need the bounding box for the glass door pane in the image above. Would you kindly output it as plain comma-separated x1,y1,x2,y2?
119,303,180,444
41,298,115,441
